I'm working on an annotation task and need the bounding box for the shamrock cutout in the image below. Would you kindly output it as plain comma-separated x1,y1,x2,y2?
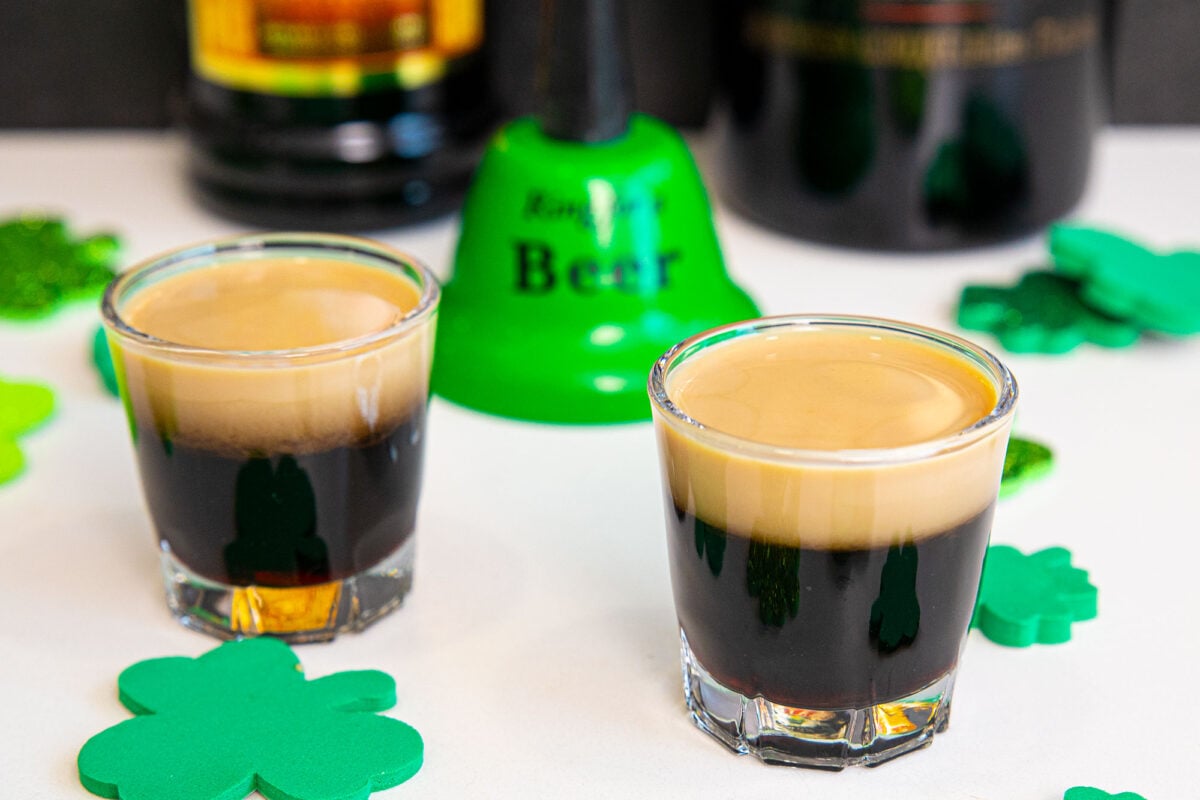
958,271,1140,354
1064,787,1147,800
999,436,1054,498
972,545,1097,647
1052,224,1200,335
78,639,423,800
0,214,121,320
0,376,55,485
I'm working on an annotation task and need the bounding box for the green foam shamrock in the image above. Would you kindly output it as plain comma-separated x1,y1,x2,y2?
1052,224,1200,335
92,326,119,397
999,436,1054,498
958,271,1140,354
972,545,1097,647
1064,787,1147,800
0,376,55,485
78,639,423,800
0,214,120,320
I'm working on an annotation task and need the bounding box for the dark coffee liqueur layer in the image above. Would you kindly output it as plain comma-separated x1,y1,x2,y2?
667,503,993,709
135,412,424,587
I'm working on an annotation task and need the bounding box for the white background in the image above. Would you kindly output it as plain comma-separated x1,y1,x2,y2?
0,129,1196,799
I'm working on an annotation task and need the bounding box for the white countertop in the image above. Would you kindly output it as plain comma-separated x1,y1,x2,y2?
0,128,1196,799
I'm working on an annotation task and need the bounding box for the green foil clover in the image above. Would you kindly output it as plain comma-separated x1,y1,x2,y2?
1064,788,1147,800
0,214,120,320
1052,224,1200,335
958,270,1140,354
972,545,1098,647
999,436,1054,498
0,376,55,485
78,639,423,800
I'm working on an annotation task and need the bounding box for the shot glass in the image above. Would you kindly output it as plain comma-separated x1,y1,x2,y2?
648,315,1017,768
102,234,438,642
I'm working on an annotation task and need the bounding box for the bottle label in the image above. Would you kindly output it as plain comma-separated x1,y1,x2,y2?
189,0,483,96
744,1,1099,69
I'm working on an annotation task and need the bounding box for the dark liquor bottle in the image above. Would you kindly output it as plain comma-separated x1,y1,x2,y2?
184,0,495,230
713,0,1104,250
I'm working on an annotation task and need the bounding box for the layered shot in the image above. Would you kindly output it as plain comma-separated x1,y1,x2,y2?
103,235,438,642
649,316,1016,768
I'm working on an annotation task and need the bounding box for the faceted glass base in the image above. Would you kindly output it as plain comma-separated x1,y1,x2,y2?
680,630,954,769
160,539,415,643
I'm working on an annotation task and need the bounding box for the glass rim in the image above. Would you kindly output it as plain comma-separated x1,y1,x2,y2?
647,314,1018,467
101,232,440,364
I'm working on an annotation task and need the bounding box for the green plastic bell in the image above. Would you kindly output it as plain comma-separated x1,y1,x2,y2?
432,0,758,424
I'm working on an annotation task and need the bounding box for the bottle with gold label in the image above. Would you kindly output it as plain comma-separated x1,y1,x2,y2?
185,0,494,230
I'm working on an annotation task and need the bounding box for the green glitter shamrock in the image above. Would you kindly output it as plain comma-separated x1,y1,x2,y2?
78,639,423,800
972,545,1097,647
1052,224,1200,335
1064,787,1147,800
0,376,55,485
1000,436,1054,498
0,214,120,320
958,271,1141,354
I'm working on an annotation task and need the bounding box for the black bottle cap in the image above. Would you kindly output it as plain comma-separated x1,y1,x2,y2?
535,0,633,143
